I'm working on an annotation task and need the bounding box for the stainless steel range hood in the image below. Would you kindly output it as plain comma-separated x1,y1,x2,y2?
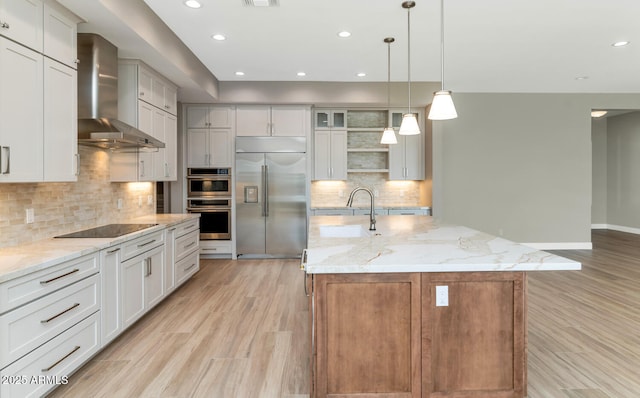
77,34,164,150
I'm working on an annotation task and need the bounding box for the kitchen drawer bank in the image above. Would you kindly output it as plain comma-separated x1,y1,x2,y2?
311,206,431,216
0,214,199,397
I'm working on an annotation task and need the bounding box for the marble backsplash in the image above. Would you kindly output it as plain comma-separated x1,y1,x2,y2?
0,146,155,249
311,174,428,208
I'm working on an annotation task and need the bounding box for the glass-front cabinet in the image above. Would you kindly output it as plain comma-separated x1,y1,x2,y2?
315,109,346,130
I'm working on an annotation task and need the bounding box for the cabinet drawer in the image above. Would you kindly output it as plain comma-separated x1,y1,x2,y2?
174,230,199,261
121,230,164,261
200,240,231,255
0,312,100,398
0,253,99,314
0,274,100,369
176,218,199,238
175,250,199,287
388,209,430,215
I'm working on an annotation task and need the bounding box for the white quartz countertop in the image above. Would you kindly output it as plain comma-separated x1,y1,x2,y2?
0,214,199,283
305,215,581,274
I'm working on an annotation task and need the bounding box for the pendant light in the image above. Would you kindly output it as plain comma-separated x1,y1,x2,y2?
381,37,398,144
399,1,421,136
428,0,458,120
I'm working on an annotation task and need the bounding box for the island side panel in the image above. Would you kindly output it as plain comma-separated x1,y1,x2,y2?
314,273,422,398
422,272,527,398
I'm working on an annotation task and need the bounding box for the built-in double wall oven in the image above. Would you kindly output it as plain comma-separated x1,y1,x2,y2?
186,168,231,240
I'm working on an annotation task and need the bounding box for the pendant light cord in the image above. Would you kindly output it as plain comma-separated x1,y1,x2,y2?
387,40,391,110
440,0,445,91
407,4,412,113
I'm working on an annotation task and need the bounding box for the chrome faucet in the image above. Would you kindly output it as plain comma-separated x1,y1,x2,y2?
346,187,376,231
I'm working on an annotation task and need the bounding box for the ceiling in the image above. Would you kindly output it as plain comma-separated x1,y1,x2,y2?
59,0,640,102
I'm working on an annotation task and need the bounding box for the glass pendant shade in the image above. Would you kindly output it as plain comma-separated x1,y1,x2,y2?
381,127,398,144
399,113,420,135
428,90,458,120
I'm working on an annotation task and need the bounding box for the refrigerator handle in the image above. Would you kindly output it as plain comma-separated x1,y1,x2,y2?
264,164,269,217
261,165,266,217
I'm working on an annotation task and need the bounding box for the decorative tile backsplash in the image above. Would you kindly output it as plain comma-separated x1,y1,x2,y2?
0,146,155,249
311,174,427,208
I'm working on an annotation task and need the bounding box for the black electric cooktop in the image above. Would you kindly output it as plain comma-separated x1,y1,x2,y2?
55,224,158,239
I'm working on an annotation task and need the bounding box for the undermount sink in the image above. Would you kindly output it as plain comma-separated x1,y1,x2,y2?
319,225,371,238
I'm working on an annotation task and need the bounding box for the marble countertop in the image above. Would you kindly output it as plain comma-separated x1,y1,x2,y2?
305,215,581,274
0,214,199,283
312,206,431,210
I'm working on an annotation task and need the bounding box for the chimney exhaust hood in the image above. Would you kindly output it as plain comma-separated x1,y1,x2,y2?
77,34,164,150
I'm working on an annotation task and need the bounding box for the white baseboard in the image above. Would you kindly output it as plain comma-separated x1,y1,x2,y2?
593,224,640,235
521,242,593,250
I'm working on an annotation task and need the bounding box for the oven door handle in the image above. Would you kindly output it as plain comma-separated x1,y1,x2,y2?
186,207,231,211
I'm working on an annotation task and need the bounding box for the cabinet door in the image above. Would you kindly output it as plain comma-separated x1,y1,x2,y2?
137,66,153,102
164,84,177,115
314,130,347,180
186,106,210,128
315,109,346,129
43,2,77,68
271,105,307,136
236,105,270,136
152,109,167,180
163,113,177,180
121,255,145,329
164,228,176,295
403,134,423,180
0,38,43,182
101,246,122,346
43,59,77,181
137,101,155,181
0,0,43,52
314,273,422,397
144,247,164,310
210,129,232,167
209,106,234,128
151,76,166,110
422,272,526,397
186,129,209,167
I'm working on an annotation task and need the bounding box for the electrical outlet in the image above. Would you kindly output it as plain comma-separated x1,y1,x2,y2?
147,195,153,205
373,189,379,198
25,208,34,224
117,198,123,209
338,190,344,198
436,285,449,307
138,196,142,207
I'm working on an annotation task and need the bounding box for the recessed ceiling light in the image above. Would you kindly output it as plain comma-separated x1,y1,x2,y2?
235,71,245,76
297,72,306,77
212,34,226,41
338,31,351,38
575,76,589,80
184,0,201,9
356,72,366,77
612,41,630,47
591,110,608,118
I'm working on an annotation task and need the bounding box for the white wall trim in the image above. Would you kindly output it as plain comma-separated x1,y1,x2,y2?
521,242,593,250
593,224,640,235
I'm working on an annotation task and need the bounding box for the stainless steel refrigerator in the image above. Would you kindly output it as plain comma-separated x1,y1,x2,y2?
235,137,307,258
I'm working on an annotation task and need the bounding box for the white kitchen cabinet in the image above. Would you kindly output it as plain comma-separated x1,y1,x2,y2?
0,0,43,52
121,244,164,329
186,128,233,168
315,109,346,130
388,112,424,180
236,105,309,137
43,1,78,68
0,37,43,182
132,62,177,116
43,58,78,181
100,245,122,346
187,105,234,129
313,130,347,180
115,60,178,182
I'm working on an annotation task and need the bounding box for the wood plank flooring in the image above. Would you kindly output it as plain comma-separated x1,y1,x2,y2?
49,230,640,397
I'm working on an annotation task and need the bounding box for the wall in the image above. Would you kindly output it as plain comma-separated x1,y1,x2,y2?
591,117,608,225
432,93,640,248
0,146,155,249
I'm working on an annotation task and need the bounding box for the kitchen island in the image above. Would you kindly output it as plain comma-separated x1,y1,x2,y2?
304,215,580,398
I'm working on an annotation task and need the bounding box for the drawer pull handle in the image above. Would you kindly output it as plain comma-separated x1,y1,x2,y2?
183,241,197,250
107,247,121,254
41,303,80,324
185,263,197,272
137,239,156,248
41,346,81,372
40,268,79,285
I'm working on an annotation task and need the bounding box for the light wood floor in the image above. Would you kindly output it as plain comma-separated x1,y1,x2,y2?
49,230,640,398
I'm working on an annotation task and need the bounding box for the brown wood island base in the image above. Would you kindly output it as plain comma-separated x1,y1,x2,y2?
308,271,527,398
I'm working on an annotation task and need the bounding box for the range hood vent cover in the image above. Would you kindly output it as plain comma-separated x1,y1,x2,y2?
77,34,164,150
